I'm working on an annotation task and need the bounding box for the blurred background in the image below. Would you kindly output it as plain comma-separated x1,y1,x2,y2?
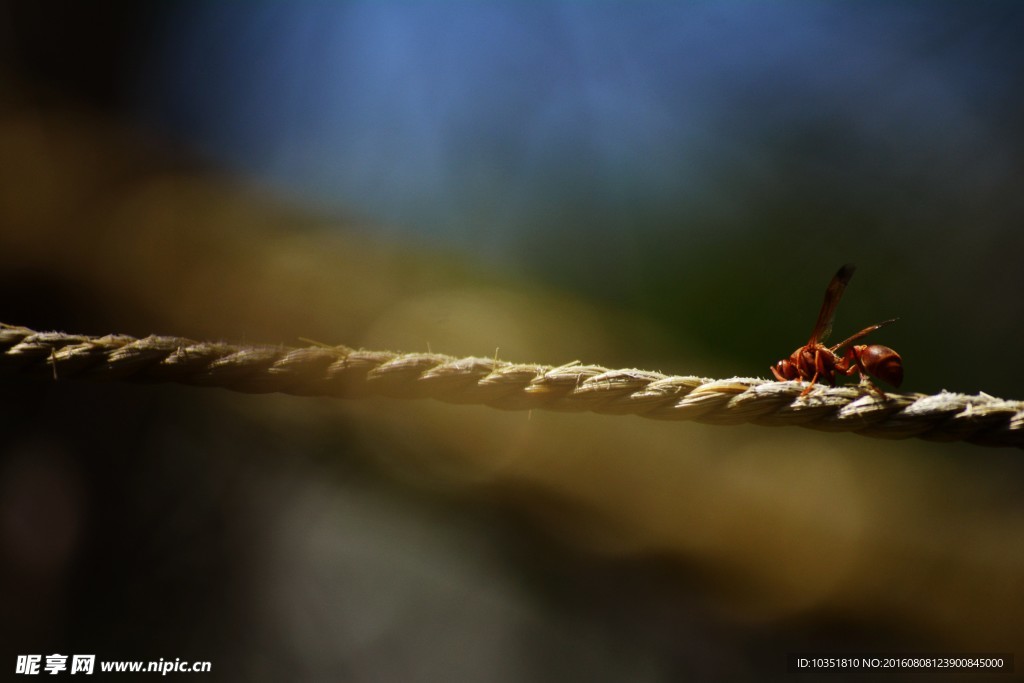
1,2,1023,680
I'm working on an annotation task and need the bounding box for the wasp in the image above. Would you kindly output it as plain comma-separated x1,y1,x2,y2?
771,264,903,397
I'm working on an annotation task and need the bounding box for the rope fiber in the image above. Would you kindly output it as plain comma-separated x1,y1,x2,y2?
1,322,1021,448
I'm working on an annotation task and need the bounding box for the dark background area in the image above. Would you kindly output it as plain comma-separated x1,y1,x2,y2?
1,2,1023,681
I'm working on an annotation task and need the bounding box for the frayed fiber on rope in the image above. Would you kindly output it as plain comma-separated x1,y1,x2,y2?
1,322,1021,448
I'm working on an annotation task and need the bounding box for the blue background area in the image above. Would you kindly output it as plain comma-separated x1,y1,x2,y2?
131,2,1024,393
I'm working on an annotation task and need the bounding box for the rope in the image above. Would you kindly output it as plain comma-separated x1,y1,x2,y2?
1,322,1021,449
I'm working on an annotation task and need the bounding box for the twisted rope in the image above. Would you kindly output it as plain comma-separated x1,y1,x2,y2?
1,322,1021,448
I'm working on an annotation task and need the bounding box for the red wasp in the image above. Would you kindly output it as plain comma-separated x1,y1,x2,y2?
771,264,903,397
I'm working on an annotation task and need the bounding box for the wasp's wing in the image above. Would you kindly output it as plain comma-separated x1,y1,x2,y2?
808,264,855,345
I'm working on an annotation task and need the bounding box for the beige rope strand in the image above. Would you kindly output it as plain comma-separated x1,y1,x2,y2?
1,322,1021,448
